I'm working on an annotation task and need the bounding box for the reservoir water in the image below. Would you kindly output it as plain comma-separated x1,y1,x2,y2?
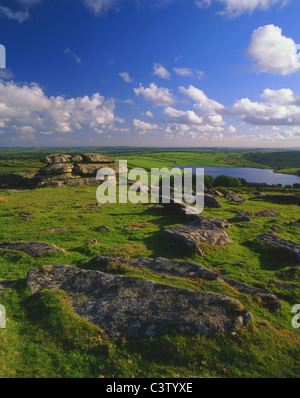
177,166,300,186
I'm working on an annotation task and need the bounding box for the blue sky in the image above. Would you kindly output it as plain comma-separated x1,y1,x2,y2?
0,0,300,147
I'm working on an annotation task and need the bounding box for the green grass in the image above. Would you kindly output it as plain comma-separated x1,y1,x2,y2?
0,149,299,378
276,168,300,176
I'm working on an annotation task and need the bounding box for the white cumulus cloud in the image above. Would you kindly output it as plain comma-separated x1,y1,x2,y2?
226,88,300,125
247,24,300,75
0,80,117,136
119,71,133,83
153,63,171,79
134,83,175,106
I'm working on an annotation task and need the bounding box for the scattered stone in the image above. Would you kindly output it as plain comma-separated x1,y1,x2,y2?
26,265,253,339
19,214,34,220
268,279,296,292
87,240,98,247
288,220,300,228
255,210,281,218
228,212,252,223
0,241,65,257
255,233,300,262
187,214,231,229
226,193,246,204
87,203,101,208
271,225,282,233
43,228,69,232
88,255,281,312
164,218,232,256
41,154,72,164
98,225,110,231
204,194,222,208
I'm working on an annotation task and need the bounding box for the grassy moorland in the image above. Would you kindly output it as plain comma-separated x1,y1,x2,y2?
0,149,299,378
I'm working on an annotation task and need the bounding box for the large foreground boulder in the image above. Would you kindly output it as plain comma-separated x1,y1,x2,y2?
255,233,300,262
0,241,65,257
26,265,253,339
88,256,281,311
164,219,232,256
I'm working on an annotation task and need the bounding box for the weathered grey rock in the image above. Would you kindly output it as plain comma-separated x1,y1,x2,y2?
38,177,99,188
164,219,232,256
37,180,65,188
0,241,65,257
288,220,300,228
81,153,117,164
204,194,222,208
19,214,34,220
255,233,300,262
228,212,252,223
226,193,246,204
88,255,281,312
255,210,281,218
38,163,74,176
71,155,83,163
268,279,296,292
187,214,231,229
1,172,40,188
73,162,127,177
41,154,72,164
26,265,253,339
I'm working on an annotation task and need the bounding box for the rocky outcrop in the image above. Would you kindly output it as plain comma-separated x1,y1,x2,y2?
255,233,300,262
73,162,127,177
26,265,253,339
255,210,281,218
0,241,65,257
163,218,232,256
81,153,117,164
1,153,126,189
38,163,74,176
88,255,281,312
